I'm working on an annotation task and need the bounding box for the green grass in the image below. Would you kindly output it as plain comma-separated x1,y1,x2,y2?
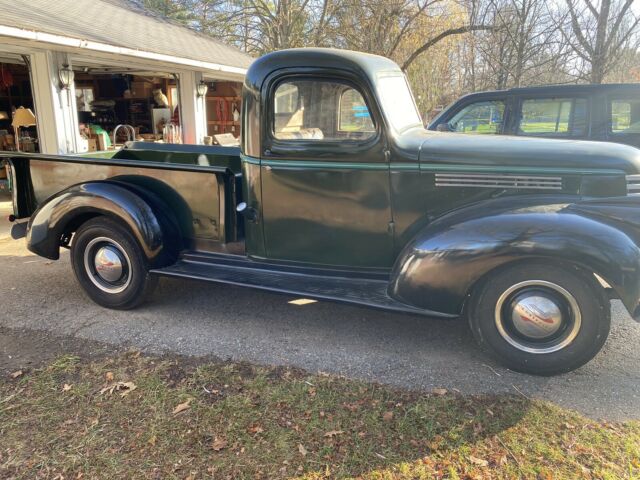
1,353,639,479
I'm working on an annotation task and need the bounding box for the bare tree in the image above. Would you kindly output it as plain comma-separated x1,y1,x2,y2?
563,0,640,83
468,0,572,89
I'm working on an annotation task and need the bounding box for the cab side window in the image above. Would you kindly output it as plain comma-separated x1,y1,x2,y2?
447,100,505,134
611,98,640,134
273,79,375,141
517,98,587,137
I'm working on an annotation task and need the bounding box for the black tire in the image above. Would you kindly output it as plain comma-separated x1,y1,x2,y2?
468,262,610,375
70,217,157,310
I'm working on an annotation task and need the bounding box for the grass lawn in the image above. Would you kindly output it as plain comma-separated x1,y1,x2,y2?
1,353,639,479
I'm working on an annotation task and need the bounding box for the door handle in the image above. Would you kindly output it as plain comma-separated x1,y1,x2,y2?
236,202,259,223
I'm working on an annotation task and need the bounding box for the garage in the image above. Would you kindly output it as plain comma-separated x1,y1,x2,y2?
0,0,252,156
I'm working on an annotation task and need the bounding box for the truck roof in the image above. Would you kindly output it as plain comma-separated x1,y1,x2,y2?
244,48,402,91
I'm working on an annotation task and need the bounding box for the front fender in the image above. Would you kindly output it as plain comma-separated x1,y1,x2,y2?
389,195,640,318
27,181,180,266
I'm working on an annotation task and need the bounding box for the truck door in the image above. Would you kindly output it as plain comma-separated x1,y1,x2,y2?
259,74,393,268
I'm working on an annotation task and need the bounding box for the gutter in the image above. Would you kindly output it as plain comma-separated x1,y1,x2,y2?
0,24,248,77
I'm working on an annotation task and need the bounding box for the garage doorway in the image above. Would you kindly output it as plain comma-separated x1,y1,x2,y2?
0,54,39,154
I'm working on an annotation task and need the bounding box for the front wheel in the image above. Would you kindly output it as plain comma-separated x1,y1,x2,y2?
71,217,157,309
468,263,610,375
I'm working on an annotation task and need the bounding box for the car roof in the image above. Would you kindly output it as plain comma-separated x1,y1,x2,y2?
458,83,640,99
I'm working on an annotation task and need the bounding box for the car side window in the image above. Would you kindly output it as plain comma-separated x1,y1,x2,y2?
447,100,505,134
611,98,640,134
517,98,587,137
273,79,375,141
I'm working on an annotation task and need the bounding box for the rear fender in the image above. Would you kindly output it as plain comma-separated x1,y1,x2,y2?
27,181,182,266
389,195,640,319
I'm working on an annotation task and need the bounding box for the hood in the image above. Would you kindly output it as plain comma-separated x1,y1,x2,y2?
407,130,640,174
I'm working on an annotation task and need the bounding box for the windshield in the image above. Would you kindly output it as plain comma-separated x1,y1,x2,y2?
376,74,423,132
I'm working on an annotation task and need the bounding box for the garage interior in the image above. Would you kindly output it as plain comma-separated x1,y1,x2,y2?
0,55,38,153
72,61,243,152
0,56,243,156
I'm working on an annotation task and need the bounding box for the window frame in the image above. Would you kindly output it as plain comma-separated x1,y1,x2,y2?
434,94,508,134
607,95,640,137
446,99,507,135
514,95,590,139
262,69,384,163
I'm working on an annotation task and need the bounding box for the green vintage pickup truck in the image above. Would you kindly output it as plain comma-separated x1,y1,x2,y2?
4,48,640,375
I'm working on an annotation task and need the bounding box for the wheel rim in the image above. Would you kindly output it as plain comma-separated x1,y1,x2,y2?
83,237,132,294
494,280,581,354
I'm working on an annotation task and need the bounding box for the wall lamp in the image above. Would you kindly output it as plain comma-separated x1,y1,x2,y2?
196,79,208,98
58,64,74,90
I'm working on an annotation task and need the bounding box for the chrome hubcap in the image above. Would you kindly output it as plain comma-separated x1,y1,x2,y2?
83,237,132,294
94,246,125,283
495,280,581,354
511,295,563,339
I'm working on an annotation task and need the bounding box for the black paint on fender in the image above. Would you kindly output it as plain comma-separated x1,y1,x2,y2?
26,181,182,267
389,194,640,317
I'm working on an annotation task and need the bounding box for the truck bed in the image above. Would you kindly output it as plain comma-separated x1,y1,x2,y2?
2,142,244,253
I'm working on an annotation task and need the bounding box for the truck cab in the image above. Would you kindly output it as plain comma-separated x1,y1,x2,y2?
5,48,640,375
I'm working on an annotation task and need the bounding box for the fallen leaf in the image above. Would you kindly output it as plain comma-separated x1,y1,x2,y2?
173,398,193,415
62,384,72,392
212,437,227,451
247,425,264,435
148,435,157,446
324,430,344,438
10,370,23,379
298,444,308,456
564,422,576,430
119,382,136,397
469,455,489,467
99,381,137,397
432,388,448,396
105,372,114,382
382,411,394,422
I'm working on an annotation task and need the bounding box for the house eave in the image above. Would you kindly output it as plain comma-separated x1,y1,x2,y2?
0,24,248,80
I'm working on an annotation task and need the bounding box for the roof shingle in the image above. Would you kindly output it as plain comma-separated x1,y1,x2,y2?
0,0,253,70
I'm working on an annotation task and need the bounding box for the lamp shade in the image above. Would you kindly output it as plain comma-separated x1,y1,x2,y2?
0,111,9,121
196,80,208,97
59,64,74,89
12,107,36,128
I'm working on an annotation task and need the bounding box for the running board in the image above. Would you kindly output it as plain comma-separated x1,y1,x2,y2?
151,260,452,318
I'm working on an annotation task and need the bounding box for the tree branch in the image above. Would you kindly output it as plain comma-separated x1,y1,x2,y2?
401,24,494,71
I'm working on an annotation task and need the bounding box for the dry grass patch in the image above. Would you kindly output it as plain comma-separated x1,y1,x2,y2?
1,353,638,479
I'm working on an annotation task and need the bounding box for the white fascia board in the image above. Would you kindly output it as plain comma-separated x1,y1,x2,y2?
0,24,248,79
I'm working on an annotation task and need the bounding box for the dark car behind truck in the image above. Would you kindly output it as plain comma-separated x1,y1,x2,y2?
428,83,640,149
4,48,640,376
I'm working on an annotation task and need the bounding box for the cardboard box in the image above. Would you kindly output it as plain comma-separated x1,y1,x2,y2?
87,138,97,152
97,133,107,151
20,139,36,153
130,81,154,98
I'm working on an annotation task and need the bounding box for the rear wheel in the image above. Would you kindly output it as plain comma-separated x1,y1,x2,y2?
468,263,610,375
71,217,157,309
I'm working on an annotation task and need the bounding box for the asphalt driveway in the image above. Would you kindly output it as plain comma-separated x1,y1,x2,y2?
1,195,639,421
